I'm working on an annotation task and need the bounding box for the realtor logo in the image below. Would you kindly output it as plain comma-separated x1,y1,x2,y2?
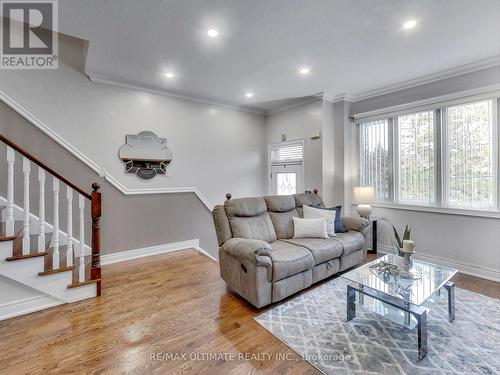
1,0,58,69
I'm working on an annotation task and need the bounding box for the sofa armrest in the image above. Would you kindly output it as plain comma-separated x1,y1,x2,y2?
220,238,272,264
342,216,370,232
220,238,273,282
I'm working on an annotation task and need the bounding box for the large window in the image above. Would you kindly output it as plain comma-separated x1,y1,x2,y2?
446,101,496,209
397,111,435,205
359,119,390,201
358,98,499,212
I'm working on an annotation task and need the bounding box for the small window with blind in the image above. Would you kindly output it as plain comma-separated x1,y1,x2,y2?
445,100,497,209
270,140,303,166
397,110,435,205
359,119,391,201
269,140,305,195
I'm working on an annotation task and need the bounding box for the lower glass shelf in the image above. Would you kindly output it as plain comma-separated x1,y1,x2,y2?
355,295,428,330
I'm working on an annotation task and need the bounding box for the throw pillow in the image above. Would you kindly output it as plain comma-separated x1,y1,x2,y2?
311,205,348,233
292,217,328,239
302,205,336,237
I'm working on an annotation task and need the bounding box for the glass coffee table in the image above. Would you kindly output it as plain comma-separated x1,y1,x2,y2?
342,254,457,360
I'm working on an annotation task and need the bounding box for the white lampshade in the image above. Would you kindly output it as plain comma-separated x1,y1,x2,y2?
353,186,375,204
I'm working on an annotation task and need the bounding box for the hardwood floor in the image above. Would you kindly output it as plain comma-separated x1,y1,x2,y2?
0,250,498,375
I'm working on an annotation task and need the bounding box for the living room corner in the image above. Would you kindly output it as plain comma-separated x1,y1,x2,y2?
0,1,499,374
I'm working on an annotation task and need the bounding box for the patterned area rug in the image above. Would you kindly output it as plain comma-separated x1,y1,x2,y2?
254,278,500,375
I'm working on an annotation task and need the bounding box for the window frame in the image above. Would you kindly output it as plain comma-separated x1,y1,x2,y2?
356,96,500,217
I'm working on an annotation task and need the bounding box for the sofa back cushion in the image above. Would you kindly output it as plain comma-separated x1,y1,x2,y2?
212,204,232,246
264,195,299,239
293,192,325,217
225,197,277,243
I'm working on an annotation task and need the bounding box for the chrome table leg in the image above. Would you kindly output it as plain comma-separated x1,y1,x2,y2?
444,281,455,322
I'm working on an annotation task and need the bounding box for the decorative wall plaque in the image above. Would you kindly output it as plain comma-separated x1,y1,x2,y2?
119,131,173,179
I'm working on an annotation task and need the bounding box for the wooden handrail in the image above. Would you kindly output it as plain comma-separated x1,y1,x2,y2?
0,134,91,200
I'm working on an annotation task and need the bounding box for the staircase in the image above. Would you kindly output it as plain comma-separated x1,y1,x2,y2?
0,134,101,312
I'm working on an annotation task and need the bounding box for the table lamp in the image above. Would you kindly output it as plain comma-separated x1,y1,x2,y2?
353,186,375,219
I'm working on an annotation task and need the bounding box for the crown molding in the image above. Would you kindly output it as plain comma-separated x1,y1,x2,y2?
87,71,266,116
331,93,354,103
0,92,214,211
348,55,500,102
265,95,322,116
352,83,500,120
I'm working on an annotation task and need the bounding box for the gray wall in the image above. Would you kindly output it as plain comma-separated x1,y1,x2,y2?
264,100,323,193
0,101,218,258
0,33,267,209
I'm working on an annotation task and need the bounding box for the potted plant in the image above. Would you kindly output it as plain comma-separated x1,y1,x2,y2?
392,225,414,256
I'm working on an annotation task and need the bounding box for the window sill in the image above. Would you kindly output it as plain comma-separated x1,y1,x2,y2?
352,202,500,219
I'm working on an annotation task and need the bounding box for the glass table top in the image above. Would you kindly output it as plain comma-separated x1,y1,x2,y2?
342,254,457,306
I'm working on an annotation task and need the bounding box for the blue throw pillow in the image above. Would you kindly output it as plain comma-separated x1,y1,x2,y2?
311,205,348,233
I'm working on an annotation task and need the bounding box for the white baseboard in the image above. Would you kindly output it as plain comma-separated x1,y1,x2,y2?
193,246,217,261
0,295,63,321
101,239,216,265
371,243,500,283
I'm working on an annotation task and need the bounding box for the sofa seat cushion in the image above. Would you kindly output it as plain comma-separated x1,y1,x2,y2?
268,240,314,281
281,238,343,265
335,230,365,256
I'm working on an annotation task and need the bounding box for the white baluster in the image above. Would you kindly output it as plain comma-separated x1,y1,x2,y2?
22,157,31,255
52,177,60,269
38,168,46,252
5,147,15,236
66,187,73,267
78,195,85,282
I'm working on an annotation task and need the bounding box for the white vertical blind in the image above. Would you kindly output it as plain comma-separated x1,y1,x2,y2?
446,100,496,209
359,119,390,201
398,111,435,205
270,141,303,166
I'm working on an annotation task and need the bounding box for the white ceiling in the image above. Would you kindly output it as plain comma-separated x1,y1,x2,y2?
58,0,500,112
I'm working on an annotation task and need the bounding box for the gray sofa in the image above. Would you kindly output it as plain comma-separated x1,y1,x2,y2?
212,192,370,308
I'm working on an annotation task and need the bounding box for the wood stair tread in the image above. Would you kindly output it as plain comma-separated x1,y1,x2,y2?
6,252,48,261
11,232,53,256
68,279,100,289
39,266,75,276
0,220,24,241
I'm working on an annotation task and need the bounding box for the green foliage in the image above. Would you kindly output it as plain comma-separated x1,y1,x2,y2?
392,225,411,249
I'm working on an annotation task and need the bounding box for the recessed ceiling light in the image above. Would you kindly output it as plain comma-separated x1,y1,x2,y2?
299,67,311,75
165,72,175,79
207,29,219,38
403,19,417,29
245,92,254,98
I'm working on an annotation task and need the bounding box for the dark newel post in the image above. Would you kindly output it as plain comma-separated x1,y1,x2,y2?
91,183,102,296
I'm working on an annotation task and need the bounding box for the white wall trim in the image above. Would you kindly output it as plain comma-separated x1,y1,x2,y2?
0,295,63,321
0,92,214,211
193,246,217,262
0,89,102,175
100,239,216,265
349,56,500,102
103,173,213,210
87,71,266,116
374,244,500,283
365,202,500,219
352,84,500,119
